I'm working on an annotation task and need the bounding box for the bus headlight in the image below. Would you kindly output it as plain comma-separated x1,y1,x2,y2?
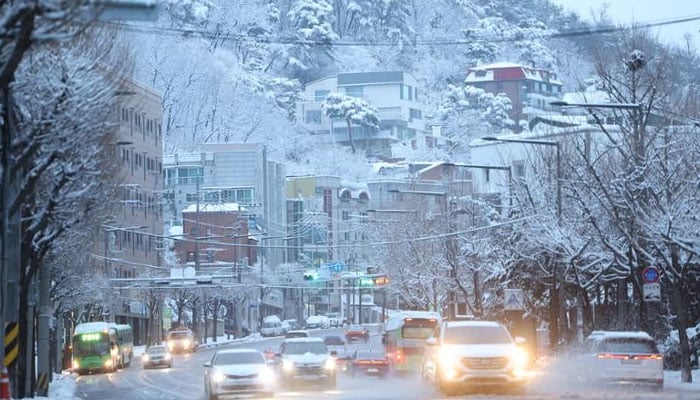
72,360,79,370
164,353,171,361
324,357,336,370
183,339,191,348
104,359,113,368
142,354,150,362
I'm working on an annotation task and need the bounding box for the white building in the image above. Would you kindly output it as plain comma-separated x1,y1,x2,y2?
163,143,287,267
299,71,435,159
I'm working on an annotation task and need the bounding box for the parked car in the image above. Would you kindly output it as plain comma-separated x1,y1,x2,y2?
203,349,275,400
260,320,285,337
578,330,664,390
326,312,343,327
283,319,301,331
349,349,389,378
422,320,530,395
142,345,172,369
345,325,370,342
280,320,291,334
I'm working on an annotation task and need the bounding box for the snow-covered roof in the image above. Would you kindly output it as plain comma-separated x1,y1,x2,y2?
182,203,244,213
474,61,524,69
162,153,202,165
466,62,562,85
445,320,503,328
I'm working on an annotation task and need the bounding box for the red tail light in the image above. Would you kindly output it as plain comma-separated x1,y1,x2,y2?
597,353,630,360
632,354,663,360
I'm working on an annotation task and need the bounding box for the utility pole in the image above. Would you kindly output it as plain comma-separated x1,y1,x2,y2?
194,174,201,270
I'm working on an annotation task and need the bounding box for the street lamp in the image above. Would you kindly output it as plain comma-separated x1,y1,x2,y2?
481,135,562,349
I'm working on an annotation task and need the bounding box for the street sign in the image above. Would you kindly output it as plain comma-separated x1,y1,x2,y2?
504,289,524,311
642,266,660,284
643,282,661,302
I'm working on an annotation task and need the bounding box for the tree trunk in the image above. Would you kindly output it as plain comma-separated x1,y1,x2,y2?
346,120,356,153
672,279,692,383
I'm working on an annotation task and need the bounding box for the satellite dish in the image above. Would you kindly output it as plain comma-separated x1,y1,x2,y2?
183,266,196,278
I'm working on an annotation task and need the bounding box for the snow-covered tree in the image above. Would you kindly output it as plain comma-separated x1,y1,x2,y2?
321,92,380,154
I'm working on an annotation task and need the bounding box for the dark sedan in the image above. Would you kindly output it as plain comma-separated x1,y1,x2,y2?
349,349,389,378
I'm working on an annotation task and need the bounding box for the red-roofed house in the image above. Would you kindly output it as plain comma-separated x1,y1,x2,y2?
464,62,563,127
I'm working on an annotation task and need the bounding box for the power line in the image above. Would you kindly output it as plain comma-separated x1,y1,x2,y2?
100,14,700,47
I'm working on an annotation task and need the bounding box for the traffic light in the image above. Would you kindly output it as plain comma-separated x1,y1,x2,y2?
303,270,318,281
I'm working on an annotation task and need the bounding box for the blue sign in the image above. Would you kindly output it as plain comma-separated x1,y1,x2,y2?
642,266,660,284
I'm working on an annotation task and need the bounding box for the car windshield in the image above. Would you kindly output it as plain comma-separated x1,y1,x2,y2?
324,336,344,345
168,331,190,340
599,338,658,353
286,331,307,338
214,352,264,365
443,325,512,345
402,327,434,339
283,341,327,354
146,346,167,354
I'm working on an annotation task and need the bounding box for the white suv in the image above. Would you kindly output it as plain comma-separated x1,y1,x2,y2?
422,320,529,395
578,330,664,390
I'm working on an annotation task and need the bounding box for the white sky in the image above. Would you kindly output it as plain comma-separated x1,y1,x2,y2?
551,0,700,49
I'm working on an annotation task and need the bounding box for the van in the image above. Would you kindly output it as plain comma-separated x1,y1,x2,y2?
166,328,198,353
260,319,284,337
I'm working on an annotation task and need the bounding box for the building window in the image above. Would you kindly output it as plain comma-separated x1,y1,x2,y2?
484,169,490,183
342,211,350,220
314,90,330,102
475,70,487,77
514,161,526,178
204,192,219,202
305,110,322,124
409,109,422,121
399,84,404,100
345,86,363,98
185,193,198,202
407,85,413,100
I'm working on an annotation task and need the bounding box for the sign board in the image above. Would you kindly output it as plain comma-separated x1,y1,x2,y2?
642,266,660,284
504,289,524,311
643,282,661,302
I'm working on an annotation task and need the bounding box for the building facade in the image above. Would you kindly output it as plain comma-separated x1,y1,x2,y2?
464,62,563,128
299,71,433,159
100,77,164,344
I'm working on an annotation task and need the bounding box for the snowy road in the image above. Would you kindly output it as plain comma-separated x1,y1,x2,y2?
72,328,697,400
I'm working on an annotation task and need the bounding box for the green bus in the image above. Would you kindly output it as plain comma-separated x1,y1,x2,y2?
383,311,442,373
113,324,134,368
72,322,123,374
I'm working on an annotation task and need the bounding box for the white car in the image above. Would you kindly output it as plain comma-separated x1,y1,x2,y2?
305,315,329,329
276,337,336,388
578,330,664,390
422,320,530,395
203,349,275,400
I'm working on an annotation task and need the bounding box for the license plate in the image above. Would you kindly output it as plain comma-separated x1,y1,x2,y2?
367,368,379,373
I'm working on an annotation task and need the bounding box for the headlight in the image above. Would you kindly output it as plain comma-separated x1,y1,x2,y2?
104,359,113,368
72,360,80,369
259,367,275,383
183,339,191,347
510,348,529,368
164,353,171,361
324,357,336,370
438,348,460,369
167,342,174,350
212,370,225,383
282,359,295,372
142,354,150,362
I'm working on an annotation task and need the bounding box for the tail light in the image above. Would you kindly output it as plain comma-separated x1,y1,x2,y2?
597,353,629,360
632,354,663,360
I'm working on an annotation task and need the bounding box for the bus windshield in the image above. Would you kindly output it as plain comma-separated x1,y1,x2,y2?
73,333,111,357
401,318,438,339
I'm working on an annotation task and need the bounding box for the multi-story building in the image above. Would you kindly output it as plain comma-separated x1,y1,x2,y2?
464,62,563,128
162,143,287,275
98,77,164,344
299,71,435,159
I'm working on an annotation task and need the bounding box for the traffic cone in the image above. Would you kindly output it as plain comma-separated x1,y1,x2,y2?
0,366,11,400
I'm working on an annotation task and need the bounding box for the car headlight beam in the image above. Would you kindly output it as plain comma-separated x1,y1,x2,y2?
324,357,336,370
282,359,295,372
259,367,275,383
212,370,225,383
142,354,150,362
510,348,529,368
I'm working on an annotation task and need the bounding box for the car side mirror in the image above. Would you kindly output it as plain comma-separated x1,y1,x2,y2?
425,337,437,346
514,336,527,346
203,362,212,368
